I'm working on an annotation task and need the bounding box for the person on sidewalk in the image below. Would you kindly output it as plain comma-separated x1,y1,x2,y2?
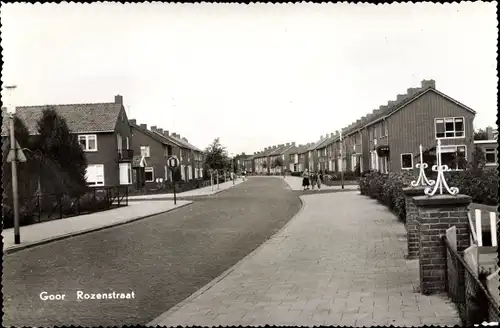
302,169,310,190
241,170,246,181
317,171,322,190
310,171,316,190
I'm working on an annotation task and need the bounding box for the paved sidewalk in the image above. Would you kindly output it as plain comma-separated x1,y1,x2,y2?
3,200,192,254
149,192,460,327
128,179,246,201
283,176,359,191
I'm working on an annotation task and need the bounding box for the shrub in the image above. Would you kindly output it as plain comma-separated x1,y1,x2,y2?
291,171,302,177
360,166,498,223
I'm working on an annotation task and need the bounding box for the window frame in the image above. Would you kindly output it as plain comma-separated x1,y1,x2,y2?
78,134,98,152
484,147,497,166
145,167,155,182
140,145,151,158
401,153,413,170
85,164,105,187
435,117,465,139
439,144,467,170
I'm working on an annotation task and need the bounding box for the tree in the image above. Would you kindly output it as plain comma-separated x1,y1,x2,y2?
474,129,488,140
2,115,37,203
274,156,283,174
470,145,486,171
34,107,87,195
204,138,230,175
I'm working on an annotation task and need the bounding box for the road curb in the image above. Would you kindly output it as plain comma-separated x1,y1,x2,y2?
127,181,246,202
146,195,307,327
3,201,194,255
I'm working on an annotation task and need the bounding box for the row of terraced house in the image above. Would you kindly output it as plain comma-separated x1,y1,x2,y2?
236,79,497,175
1,95,205,191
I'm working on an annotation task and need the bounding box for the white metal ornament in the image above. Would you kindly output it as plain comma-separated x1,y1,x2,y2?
424,139,459,196
410,144,436,187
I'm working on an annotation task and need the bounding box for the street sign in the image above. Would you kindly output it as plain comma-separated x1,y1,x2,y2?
167,155,179,168
6,140,27,162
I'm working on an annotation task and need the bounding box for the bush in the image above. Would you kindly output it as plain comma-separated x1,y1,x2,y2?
291,171,302,177
360,166,498,223
328,170,357,181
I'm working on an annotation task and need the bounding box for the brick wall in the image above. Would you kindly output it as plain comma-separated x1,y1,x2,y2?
403,186,426,259
413,194,472,294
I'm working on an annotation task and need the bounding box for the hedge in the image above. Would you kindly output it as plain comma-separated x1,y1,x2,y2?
359,167,499,223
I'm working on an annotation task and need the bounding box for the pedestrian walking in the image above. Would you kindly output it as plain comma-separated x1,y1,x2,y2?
242,170,246,181
302,169,310,190
317,171,322,190
310,172,316,190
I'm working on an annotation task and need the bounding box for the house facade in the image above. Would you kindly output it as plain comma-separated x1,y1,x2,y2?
474,126,498,169
2,94,134,187
333,80,476,174
130,121,204,189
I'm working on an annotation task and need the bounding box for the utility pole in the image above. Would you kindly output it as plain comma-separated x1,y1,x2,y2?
6,85,21,244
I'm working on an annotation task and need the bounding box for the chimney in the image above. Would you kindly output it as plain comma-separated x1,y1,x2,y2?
379,105,388,112
388,100,396,107
486,126,494,140
114,95,123,105
330,132,334,137
151,125,157,132
177,134,181,139
129,119,137,125
292,142,296,145
421,79,436,89
279,144,284,147
396,94,406,102
182,137,188,142
163,130,170,137
407,87,419,96
140,124,147,130
171,132,176,138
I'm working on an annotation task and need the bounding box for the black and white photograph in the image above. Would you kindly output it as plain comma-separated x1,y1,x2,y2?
1,2,498,327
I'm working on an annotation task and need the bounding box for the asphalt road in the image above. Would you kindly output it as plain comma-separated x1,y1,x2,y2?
3,177,302,327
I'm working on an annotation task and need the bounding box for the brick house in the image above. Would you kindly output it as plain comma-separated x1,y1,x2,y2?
129,121,204,189
287,144,310,172
474,126,498,168
253,147,278,174
1,95,134,187
306,136,331,172
244,153,257,173
268,143,296,174
162,130,204,181
315,133,340,173
332,79,476,173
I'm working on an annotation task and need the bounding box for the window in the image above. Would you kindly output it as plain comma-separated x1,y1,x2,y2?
85,164,104,186
119,163,132,185
145,167,154,182
484,148,497,165
440,145,467,170
380,121,387,137
180,149,183,161
140,146,150,157
78,135,97,151
401,153,413,170
435,117,465,139
126,137,130,150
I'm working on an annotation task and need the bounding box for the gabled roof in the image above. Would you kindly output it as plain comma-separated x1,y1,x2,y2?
167,134,203,152
269,144,295,156
343,84,476,138
131,122,173,146
307,137,330,151
295,144,310,154
316,134,339,149
1,102,122,136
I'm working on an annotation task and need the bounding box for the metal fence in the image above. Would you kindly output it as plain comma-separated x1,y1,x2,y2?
3,185,129,228
443,235,500,325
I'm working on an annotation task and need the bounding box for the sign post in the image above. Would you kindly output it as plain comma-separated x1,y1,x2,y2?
168,156,179,205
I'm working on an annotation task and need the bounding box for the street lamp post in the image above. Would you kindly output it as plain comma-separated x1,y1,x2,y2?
231,153,235,185
5,85,21,244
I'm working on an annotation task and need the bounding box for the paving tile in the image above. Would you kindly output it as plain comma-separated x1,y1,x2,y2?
151,192,460,327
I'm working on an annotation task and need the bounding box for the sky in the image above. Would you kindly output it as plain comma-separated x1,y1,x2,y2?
1,2,498,155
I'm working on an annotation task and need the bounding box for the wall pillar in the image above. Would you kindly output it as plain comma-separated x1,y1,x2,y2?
402,186,426,259
413,194,471,294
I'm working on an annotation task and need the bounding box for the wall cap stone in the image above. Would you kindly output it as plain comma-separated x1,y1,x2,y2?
402,186,427,196
413,194,472,207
